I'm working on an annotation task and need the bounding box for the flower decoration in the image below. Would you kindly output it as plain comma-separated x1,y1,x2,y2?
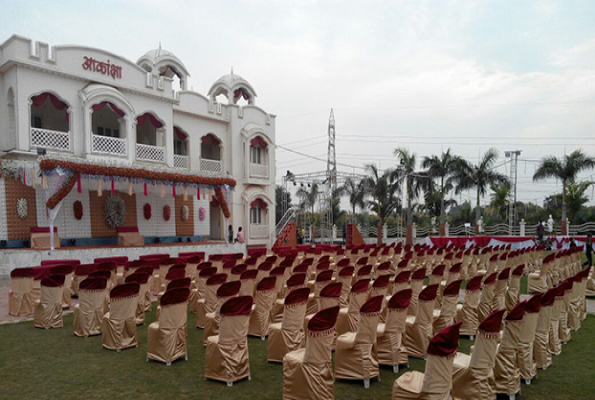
46,173,79,209
105,195,126,228
181,205,190,221
199,206,206,221
214,186,231,218
17,198,28,219
143,203,152,220
163,205,171,221
73,200,84,220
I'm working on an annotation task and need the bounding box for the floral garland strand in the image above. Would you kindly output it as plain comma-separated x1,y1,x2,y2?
214,186,231,218
47,173,79,209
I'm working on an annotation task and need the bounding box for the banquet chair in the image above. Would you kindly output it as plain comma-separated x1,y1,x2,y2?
205,280,242,344
456,274,483,338
230,264,248,281
493,300,526,400
505,264,524,313
33,274,65,329
306,270,334,315
451,309,505,400
196,272,227,328
248,276,277,339
477,272,498,322
407,268,426,317
96,262,118,287
335,295,384,388
548,280,567,356
124,272,151,325
72,264,97,297
429,264,446,286
272,273,307,323
405,284,439,359
239,269,258,296
50,264,74,308
185,255,203,282
371,274,391,298
283,306,340,400
377,289,412,373
161,267,186,294
392,322,462,400
375,261,392,279
155,277,191,320
205,295,254,386
304,282,342,331
528,253,554,294
101,282,140,351
353,264,373,285
491,267,511,312
432,279,462,335
147,287,190,365
392,270,411,295
73,277,108,337
191,266,217,313
559,277,574,344
336,279,370,336
268,287,311,363
533,287,557,369
8,268,35,316
518,293,542,384
337,266,354,307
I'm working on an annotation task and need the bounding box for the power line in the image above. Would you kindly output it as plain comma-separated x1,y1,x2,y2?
275,144,366,170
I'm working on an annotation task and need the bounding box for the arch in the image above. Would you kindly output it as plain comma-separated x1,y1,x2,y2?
7,87,15,139
29,90,71,133
81,84,136,117
173,126,189,156
136,111,166,147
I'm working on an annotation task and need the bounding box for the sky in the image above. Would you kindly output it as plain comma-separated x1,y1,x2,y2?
2,0,594,209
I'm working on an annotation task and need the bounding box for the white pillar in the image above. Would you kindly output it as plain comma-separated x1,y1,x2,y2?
520,219,526,236
332,224,337,241
445,222,450,236
383,224,388,240
412,223,417,241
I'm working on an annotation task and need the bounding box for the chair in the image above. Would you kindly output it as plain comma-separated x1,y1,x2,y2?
155,277,191,320
533,287,557,369
451,309,505,400
493,300,526,400
101,283,140,351
405,283,439,359
8,268,35,316
392,322,462,400
335,295,383,388
456,275,483,338
505,264,524,313
407,268,426,317
371,274,391,298
559,277,574,344
239,269,258,296
433,279,462,335
192,266,217,313
375,261,392,279
354,264,373,284
124,272,151,325
33,274,65,329
72,264,97,297
248,277,278,339
306,270,334,315
50,264,74,308
336,279,370,336
96,262,118,287
548,281,567,356
268,287,311,363
337,266,354,307
146,287,190,365
429,264,446,286
377,289,412,373
491,267,511,312
283,306,340,400
73,277,108,337
196,272,227,328
528,254,554,293
204,280,242,344
205,296,254,386
518,293,542,384
477,272,498,322
231,264,248,281
393,270,411,295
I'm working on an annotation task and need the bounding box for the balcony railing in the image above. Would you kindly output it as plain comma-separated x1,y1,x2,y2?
91,134,127,156
136,143,165,163
250,224,269,240
30,128,71,152
249,162,269,179
174,154,189,169
200,158,222,175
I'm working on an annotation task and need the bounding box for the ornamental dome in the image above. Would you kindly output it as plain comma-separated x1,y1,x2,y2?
137,45,190,89
208,69,257,105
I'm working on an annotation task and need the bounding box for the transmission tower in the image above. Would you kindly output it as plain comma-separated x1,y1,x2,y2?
505,150,522,234
320,109,337,243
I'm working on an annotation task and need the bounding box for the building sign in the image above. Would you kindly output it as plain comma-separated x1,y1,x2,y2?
82,56,122,79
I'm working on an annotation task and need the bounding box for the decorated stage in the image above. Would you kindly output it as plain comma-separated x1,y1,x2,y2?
0,241,245,279
425,235,588,250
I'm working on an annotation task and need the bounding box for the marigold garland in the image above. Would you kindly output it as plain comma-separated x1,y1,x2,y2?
47,173,79,209
214,186,231,218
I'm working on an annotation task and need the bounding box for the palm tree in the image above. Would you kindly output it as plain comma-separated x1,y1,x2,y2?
421,148,465,234
393,147,426,244
364,164,401,244
533,150,595,233
489,181,510,222
454,148,508,227
296,183,320,216
565,181,593,222
340,177,365,222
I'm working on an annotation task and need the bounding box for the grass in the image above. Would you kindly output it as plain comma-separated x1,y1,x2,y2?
1,306,594,400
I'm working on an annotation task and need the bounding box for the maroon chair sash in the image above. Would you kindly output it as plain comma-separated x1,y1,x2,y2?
10,268,35,278
419,284,439,301
285,287,311,305
287,273,307,288
125,273,150,285
221,295,253,316
80,277,108,291
161,287,190,307
206,273,228,286
308,305,340,332
388,289,413,310
41,274,65,287
443,280,462,297
360,295,383,314
315,270,334,282
89,270,111,280
256,276,277,291
320,282,342,298
166,278,192,291
339,266,355,277
240,270,258,281
427,321,462,357
506,300,527,321
351,279,370,294
373,274,391,288
110,283,140,299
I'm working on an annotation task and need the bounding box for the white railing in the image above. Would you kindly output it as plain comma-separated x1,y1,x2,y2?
250,224,269,239
30,128,71,152
173,154,189,169
91,134,127,156
570,222,595,235
200,158,222,175
136,143,165,163
249,162,269,178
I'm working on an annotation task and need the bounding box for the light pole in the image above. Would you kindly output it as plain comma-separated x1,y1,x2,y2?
505,150,522,234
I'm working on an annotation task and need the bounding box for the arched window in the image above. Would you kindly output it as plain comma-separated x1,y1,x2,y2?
136,112,164,146
249,135,268,165
201,134,221,160
174,127,188,156
91,102,126,138
250,198,268,224
30,92,70,133
233,87,251,106
7,88,15,138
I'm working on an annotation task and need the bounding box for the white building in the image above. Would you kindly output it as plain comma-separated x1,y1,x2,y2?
0,34,276,247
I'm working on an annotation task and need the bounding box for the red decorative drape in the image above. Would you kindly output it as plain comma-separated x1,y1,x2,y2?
137,112,164,128
210,199,220,208
250,198,268,209
233,88,250,101
31,92,69,122
250,135,268,149
174,126,187,140
92,101,125,118
201,134,220,146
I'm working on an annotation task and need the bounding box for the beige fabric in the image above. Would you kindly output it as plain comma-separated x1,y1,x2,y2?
73,288,107,337
240,278,256,297
493,319,523,396
147,301,188,364
335,310,381,381
456,290,480,336
101,294,139,351
204,294,236,345
548,297,563,355
33,285,64,329
518,310,539,381
477,284,495,322
407,279,425,317
134,282,149,325
117,231,144,247
336,291,368,336
31,232,61,249
191,275,209,313
559,290,572,343
528,263,549,293
432,294,457,335
248,288,277,338
491,280,507,313
205,313,251,384
60,273,73,308
533,304,553,369
405,298,434,359
337,275,352,307
268,300,308,362
283,329,335,400
71,274,88,297
392,354,454,400
452,332,498,400
195,282,222,328
377,308,409,368
8,277,34,316
505,276,521,313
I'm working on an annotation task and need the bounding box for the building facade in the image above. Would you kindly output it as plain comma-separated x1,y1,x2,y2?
0,34,276,247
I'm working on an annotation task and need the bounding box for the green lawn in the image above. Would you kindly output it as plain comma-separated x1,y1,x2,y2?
1,307,594,400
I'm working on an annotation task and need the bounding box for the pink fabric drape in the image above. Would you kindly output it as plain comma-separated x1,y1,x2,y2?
137,112,163,128
31,93,70,122
174,126,187,140
250,136,268,149
201,134,220,146
250,198,268,209
92,102,125,118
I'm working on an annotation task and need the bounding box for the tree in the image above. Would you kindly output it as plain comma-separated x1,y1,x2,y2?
340,177,365,222
421,148,465,231
296,183,320,216
364,164,401,244
565,181,593,222
393,147,425,227
453,148,509,225
275,185,292,224
489,181,510,221
533,150,595,231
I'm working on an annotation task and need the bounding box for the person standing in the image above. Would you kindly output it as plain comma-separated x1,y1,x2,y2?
227,224,234,244
536,222,545,243
584,233,593,267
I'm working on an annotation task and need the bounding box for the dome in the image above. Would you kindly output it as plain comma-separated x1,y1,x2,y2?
208,69,257,104
137,45,190,81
